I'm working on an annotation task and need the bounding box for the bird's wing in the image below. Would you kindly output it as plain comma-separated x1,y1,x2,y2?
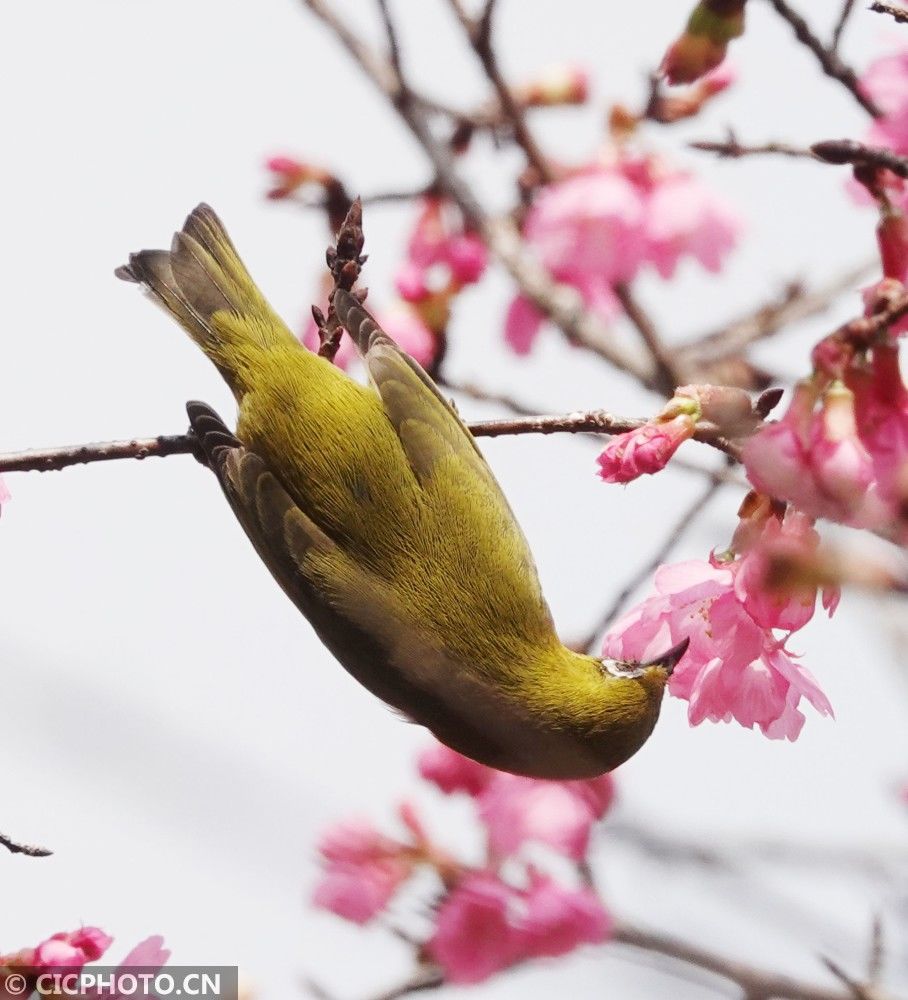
334,289,500,489
334,289,554,635
187,400,519,759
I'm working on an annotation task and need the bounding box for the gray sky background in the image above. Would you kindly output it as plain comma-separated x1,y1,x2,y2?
1,2,907,998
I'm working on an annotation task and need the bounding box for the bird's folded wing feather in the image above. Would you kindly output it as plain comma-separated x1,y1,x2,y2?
332,290,554,633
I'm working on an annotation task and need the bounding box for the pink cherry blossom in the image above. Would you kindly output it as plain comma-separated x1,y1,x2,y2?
643,172,741,279
861,48,908,156
429,873,521,984
597,414,697,484
524,169,647,287
504,295,546,355
478,775,614,861
0,477,9,507
313,819,413,924
396,198,487,303
419,743,494,796
115,936,170,969
743,381,887,527
520,873,611,958
603,524,834,740
33,928,113,970
850,345,908,511
733,510,830,632
419,743,614,860
508,159,740,355
878,211,908,283
429,870,611,983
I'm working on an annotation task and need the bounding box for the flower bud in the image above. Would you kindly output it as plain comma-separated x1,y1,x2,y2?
661,1,745,85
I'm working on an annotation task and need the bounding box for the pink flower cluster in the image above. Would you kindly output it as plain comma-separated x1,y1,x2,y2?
396,197,487,305
604,504,835,740
431,870,609,984
743,360,908,531
506,157,740,355
312,743,615,984
1,927,168,997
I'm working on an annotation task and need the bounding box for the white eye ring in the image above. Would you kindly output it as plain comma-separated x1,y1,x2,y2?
599,658,646,679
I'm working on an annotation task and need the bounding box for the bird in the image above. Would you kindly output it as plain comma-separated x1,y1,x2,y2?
117,204,688,779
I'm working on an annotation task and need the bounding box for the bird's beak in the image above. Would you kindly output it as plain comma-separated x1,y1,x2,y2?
641,636,690,676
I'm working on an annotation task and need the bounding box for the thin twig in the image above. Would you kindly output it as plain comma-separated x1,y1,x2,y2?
831,0,857,52
763,0,881,117
613,922,868,1000
870,1,908,25
573,473,726,653
677,262,875,367
0,832,53,858
614,284,684,395
376,0,404,84
690,137,816,160
446,0,551,181
436,375,540,416
821,957,876,1000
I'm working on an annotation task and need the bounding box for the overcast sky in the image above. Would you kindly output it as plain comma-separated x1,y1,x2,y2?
1,2,906,998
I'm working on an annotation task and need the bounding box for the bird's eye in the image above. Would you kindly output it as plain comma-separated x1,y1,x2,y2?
599,657,646,679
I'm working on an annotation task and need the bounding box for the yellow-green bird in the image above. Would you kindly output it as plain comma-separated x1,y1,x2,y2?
118,205,687,778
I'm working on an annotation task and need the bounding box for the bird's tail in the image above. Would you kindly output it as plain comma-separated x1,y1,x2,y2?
116,204,297,397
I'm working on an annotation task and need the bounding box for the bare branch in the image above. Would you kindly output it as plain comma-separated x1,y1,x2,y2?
614,284,684,395
0,831,53,858
376,0,404,84
831,0,857,51
677,262,875,368
0,408,743,478
763,0,881,117
691,137,816,160
446,0,553,182
0,434,199,474
870,1,908,25
613,921,871,1000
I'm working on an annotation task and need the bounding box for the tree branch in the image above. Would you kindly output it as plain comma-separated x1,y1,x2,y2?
763,0,881,117
445,0,553,182
677,262,875,368
0,831,53,858
611,921,869,1000
0,409,743,478
870,1,908,25
690,137,816,160
831,0,857,52
0,435,201,474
